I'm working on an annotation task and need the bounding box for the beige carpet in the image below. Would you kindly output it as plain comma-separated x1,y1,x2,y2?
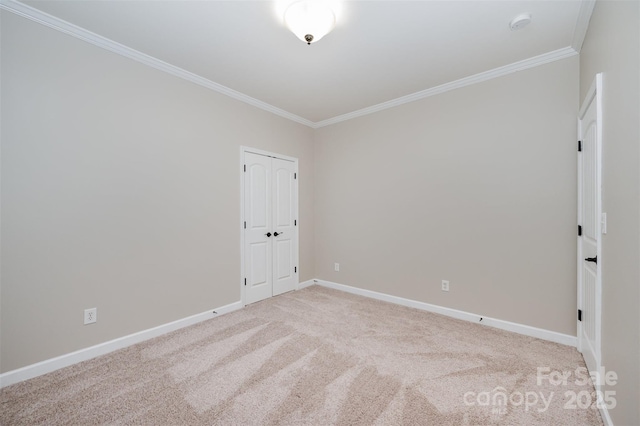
1,285,602,425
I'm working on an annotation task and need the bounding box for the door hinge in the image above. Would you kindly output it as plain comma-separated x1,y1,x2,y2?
294,219,297,226
244,221,246,229
244,278,247,286
578,141,582,152
578,225,582,236
294,172,297,179
578,309,582,322
244,164,246,172
295,266,297,273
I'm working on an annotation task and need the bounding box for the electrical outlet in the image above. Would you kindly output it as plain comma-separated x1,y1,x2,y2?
84,308,97,325
441,280,450,292
334,263,340,272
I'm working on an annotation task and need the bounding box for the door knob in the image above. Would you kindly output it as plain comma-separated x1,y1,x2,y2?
265,232,272,237
274,232,283,237
585,256,597,264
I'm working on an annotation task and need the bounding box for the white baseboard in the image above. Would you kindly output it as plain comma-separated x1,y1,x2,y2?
0,280,580,388
297,279,315,290
0,300,243,388
314,279,577,347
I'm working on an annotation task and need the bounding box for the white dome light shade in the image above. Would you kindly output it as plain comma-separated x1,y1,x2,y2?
284,0,336,44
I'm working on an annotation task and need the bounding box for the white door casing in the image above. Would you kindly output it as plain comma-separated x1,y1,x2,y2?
577,74,602,379
242,148,298,305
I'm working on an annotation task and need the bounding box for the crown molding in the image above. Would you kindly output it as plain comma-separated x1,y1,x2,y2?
571,0,596,52
2,0,587,130
313,46,578,128
0,0,316,128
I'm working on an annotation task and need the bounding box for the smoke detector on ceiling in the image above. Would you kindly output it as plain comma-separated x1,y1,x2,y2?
510,13,532,31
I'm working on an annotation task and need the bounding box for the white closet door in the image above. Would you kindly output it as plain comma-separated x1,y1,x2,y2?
243,150,298,305
272,158,297,296
244,152,273,305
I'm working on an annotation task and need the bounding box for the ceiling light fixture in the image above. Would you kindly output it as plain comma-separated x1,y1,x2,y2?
284,0,337,45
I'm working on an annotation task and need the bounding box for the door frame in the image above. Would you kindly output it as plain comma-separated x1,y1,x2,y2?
577,73,603,377
240,146,299,306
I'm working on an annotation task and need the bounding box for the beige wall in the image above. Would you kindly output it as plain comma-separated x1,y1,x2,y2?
580,1,640,424
3,9,638,425
0,12,315,372
314,57,579,336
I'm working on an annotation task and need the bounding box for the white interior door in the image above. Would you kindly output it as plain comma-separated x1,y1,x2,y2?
272,158,297,296
243,150,298,305
244,153,273,305
577,74,602,377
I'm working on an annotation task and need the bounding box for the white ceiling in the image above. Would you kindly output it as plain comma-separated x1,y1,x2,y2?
16,0,589,126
